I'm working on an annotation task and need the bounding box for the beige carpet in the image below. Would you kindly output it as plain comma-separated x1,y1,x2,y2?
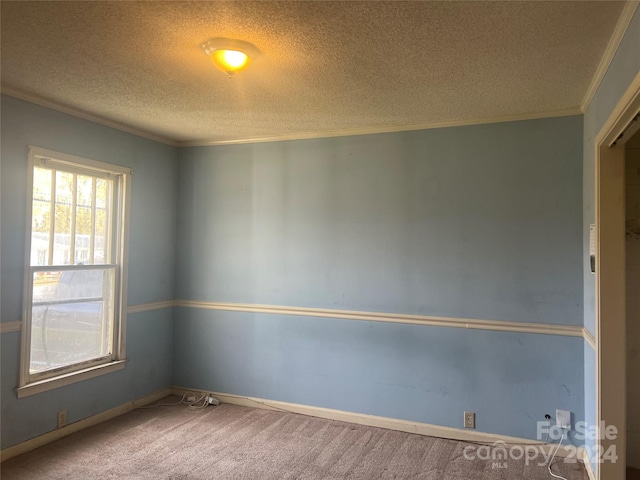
1,397,587,479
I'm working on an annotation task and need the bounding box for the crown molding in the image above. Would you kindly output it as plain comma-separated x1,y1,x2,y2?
177,108,583,147
2,85,582,148
1,85,178,147
580,1,640,113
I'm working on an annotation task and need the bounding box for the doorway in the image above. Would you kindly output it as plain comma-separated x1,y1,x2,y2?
626,131,640,479
595,71,640,480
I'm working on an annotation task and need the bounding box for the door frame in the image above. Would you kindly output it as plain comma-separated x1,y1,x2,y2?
595,70,640,480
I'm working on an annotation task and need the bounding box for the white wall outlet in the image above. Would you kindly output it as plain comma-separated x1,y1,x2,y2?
464,411,475,429
57,410,67,429
556,409,571,429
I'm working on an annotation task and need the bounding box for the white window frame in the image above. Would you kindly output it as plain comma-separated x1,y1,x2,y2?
17,146,131,398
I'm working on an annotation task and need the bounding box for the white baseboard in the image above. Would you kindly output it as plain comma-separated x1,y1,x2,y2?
171,386,582,460
0,387,172,462
2,385,589,471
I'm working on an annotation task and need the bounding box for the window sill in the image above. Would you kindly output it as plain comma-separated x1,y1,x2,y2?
16,360,126,398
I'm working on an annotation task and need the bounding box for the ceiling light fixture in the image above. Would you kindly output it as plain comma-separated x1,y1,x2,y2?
201,38,260,78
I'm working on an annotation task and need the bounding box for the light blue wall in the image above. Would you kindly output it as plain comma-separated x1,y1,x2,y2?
1,310,173,447
177,118,583,325
0,75,593,451
174,309,584,442
0,95,178,448
174,116,585,443
581,7,640,471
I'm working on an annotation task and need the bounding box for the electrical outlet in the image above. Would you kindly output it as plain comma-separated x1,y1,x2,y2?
464,411,475,429
57,410,67,429
556,409,571,429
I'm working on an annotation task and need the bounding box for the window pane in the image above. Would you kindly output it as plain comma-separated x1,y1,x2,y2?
31,167,52,266
75,175,93,264
25,150,128,387
53,171,73,265
94,179,108,264
30,268,115,374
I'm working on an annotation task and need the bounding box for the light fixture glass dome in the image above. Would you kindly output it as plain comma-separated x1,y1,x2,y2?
201,38,260,78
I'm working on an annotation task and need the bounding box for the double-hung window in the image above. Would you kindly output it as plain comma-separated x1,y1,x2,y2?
19,147,131,397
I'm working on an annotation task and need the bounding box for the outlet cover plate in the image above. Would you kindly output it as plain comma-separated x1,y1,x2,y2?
57,409,67,429
556,409,571,429
464,411,475,429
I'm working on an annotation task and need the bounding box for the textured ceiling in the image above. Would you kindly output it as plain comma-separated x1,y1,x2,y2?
0,1,627,144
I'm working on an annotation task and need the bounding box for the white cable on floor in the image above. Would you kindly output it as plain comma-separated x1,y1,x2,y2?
186,393,209,410
140,391,217,409
547,429,568,480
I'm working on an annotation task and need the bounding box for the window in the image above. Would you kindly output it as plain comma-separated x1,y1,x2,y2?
19,147,131,397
